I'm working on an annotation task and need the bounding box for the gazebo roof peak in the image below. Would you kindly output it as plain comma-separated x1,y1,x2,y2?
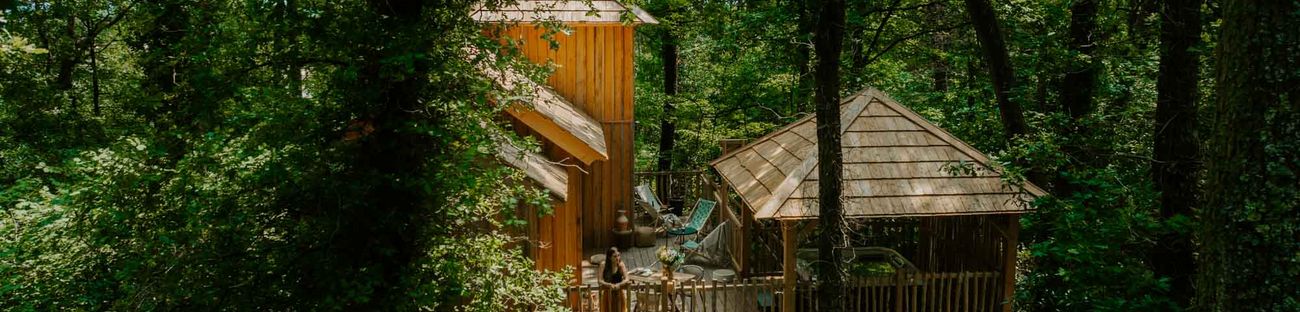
711,87,1047,220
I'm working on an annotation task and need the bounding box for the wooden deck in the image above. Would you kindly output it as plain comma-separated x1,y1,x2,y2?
582,237,733,286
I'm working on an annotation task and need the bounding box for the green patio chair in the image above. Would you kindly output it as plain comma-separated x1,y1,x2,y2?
667,199,716,237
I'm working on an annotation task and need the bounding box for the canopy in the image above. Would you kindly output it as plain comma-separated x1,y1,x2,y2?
711,88,1046,220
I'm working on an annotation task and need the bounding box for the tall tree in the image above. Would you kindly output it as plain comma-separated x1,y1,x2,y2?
812,0,846,310
656,30,677,175
1055,0,1102,192
927,2,950,93
652,2,681,198
961,0,1027,141
1060,0,1098,121
794,0,815,113
1198,0,1300,309
1150,0,1201,306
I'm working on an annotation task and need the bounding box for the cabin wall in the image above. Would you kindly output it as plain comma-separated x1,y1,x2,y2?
517,173,583,283
502,25,636,250
506,118,585,282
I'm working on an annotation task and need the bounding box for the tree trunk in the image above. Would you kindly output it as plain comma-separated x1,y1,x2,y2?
1198,0,1300,310
961,0,1027,141
1035,73,1050,112
656,30,678,198
794,0,814,113
927,2,949,93
1126,0,1158,51
1150,0,1201,307
813,0,846,310
91,43,100,115
284,0,304,96
57,11,78,111
1054,0,1101,195
1060,0,1099,121
961,0,1050,190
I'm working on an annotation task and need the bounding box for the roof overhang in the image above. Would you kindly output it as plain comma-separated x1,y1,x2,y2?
473,49,609,165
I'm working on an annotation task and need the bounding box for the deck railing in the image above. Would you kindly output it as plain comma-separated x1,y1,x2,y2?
567,277,783,312
565,272,1001,312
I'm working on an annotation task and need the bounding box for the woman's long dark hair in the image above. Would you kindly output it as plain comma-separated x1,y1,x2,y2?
603,247,622,279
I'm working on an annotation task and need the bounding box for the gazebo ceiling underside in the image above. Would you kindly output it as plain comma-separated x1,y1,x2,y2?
711,88,1047,220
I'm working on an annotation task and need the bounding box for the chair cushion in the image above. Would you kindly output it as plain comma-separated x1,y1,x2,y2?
682,240,700,250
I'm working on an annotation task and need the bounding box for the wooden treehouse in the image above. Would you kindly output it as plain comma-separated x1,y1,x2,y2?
473,0,659,289
475,2,1046,311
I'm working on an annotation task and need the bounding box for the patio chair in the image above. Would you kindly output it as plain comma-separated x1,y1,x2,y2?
634,184,680,228
667,199,716,238
681,219,729,265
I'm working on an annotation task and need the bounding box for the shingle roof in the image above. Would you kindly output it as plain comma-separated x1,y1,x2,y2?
498,142,569,200
710,88,1046,220
474,50,608,164
473,1,658,25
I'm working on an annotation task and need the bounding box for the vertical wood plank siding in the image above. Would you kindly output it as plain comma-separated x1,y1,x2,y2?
504,25,637,251
508,113,584,288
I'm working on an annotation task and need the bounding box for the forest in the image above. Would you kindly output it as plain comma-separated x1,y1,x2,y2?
1,0,1297,311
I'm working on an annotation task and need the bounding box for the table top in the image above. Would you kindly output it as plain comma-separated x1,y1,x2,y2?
627,269,696,283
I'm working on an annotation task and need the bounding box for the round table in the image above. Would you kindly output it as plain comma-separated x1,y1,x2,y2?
627,270,697,283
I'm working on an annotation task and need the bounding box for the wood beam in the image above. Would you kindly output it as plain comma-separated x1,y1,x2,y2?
782,220,797,312
507,106,607,165
1001,214,1020,312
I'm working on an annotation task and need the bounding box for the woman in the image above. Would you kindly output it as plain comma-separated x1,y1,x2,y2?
597,247,630,311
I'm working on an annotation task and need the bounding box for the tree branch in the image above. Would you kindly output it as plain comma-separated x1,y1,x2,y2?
863,21,972,67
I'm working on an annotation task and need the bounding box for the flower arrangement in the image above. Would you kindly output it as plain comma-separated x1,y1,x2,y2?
656,245,684,269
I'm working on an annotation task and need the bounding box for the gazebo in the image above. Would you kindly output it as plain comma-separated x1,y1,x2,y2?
711,87,1046,311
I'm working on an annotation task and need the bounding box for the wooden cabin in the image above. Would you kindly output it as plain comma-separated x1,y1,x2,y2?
710,88,1047,312
475,0,658,286
477,3,1047,310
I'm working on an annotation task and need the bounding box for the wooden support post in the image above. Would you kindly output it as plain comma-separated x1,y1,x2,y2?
1001,214,1020,312
722,137,754,274
782,220,797,312
703,178,716,229
894,271,905,312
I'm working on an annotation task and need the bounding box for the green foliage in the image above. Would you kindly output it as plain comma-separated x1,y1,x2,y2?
630,0,1210,310
1,1,565,310
634,0,812,170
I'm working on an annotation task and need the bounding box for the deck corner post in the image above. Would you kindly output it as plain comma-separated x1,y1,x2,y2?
781,220,797,312
1001,214,1021,312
